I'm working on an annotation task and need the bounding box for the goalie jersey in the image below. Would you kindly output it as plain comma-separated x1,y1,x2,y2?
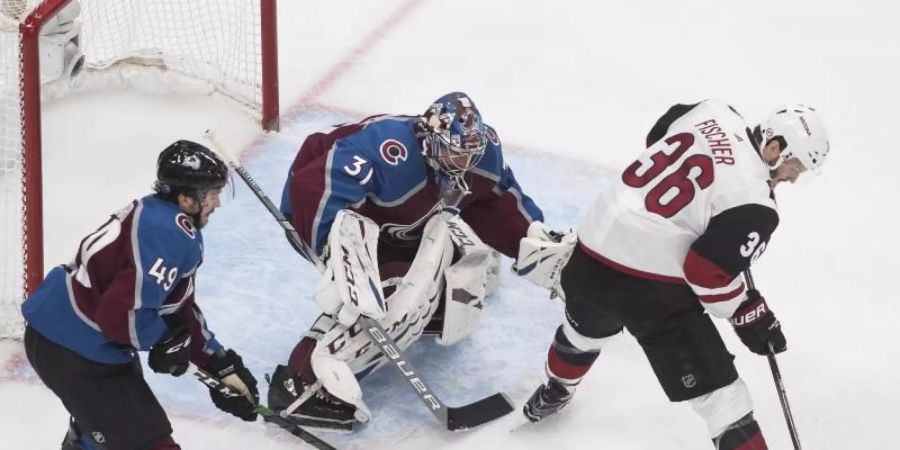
578,100,779,318
21,195,223,364
280,115,543,260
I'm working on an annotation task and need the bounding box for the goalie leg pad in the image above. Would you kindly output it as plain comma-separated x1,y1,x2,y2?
309,214,454,416
447,217,501,296
317,210,386,325
436,248,491,346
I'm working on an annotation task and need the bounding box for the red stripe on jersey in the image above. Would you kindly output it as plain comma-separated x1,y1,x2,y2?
459,176,531,258
578,242,686,285
547,347,591,381
683,249,735,289
699,283,745,304
289,124,364,248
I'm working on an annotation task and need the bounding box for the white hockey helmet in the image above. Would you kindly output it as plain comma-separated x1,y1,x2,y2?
760,104,830,171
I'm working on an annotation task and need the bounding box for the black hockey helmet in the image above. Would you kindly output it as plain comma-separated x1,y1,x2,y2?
154,140,229,200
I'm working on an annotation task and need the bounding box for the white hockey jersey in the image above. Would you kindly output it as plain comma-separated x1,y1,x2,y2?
578,100,779,318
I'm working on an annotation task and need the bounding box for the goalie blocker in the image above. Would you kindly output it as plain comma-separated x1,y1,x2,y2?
278,210,498,428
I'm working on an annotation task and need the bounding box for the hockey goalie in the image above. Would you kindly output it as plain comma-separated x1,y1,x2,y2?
267,92,545,430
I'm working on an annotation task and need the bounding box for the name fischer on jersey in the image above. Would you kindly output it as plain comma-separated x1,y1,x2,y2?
695,119,735,165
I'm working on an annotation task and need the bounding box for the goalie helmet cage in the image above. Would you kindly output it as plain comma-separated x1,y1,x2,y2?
0,0,279,340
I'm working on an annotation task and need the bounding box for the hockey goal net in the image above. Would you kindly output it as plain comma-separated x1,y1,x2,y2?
0,0,279,339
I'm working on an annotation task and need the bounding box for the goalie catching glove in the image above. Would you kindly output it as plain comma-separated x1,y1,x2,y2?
513,221,576,300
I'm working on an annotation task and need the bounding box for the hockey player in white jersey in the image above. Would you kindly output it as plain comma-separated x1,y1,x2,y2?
515,100,829,449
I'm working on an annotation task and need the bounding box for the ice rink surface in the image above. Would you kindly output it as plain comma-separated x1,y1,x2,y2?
3,0,900,448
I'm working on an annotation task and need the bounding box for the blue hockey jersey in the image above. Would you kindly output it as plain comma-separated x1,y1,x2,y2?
281,115,543,260
22,195,223,364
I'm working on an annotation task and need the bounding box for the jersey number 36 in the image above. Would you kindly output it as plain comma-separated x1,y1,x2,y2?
621,133,714,218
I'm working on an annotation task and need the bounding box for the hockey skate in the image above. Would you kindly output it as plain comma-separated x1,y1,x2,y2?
522,377,576,423
267,365,357,432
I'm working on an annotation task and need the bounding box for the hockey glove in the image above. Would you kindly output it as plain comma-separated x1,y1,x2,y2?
513,221,576,300
205,349,259,422
148,324,192,376
729,290,787,355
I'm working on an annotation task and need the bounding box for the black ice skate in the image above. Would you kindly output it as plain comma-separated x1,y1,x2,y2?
267,365,356,431
522,377,576,423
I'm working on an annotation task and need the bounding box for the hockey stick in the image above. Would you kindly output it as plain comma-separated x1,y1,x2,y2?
360,316,514,430
204,131,514,430
742,270,802,450
202,130,325,273
187,363,336,450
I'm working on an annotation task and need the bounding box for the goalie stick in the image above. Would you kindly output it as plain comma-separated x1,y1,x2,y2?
204,131,514,430
187,363,336,450
742,270,802,450
361,317,514,430
202,131,324,273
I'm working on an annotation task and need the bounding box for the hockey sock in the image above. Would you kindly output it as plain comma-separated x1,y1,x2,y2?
546,325,601,383
150,436,181,450
712,413,768,450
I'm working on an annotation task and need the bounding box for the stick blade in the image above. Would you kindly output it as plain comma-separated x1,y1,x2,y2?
446,392,515,431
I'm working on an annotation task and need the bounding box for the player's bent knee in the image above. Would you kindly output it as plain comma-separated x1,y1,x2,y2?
561,321,618,352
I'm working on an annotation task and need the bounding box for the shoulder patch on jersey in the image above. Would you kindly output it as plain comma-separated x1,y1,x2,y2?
175,213,197,239
379,139,408,165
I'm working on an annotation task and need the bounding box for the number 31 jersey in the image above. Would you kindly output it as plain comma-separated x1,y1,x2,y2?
578,100,779,318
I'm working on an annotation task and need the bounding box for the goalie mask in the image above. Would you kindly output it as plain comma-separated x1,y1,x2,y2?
757,104,830,172
419,92,488,192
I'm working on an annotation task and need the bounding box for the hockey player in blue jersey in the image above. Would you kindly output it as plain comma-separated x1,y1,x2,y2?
22,141,259,450
267,92,546,430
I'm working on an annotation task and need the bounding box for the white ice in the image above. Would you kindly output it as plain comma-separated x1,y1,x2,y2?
2,0,899,449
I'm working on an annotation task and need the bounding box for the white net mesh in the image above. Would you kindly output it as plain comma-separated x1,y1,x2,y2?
78,0,263,114
0,0,267,340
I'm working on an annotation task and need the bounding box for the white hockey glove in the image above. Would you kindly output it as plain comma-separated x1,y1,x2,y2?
513,221,576,300
314,210,386,326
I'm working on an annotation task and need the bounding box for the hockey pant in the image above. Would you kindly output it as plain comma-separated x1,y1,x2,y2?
545,245,766,447
25,326,180,450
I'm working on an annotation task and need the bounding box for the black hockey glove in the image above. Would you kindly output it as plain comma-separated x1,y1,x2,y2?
205,350,259,422
148,324,192,376
729,289,787,355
